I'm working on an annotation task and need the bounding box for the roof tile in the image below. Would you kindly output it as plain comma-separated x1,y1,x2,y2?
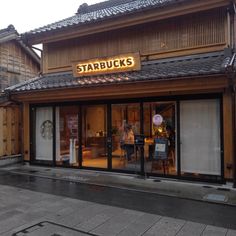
5,51,229,93
24,0,182,36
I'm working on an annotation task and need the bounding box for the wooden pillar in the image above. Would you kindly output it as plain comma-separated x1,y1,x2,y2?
223,90,234,179
232,85,236,188
6,107,12,156
0,108,3,157
23,103,30,161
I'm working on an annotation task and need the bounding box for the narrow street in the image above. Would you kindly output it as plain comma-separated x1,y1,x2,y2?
0,170,235,235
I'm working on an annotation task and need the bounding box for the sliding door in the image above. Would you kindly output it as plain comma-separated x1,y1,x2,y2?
180,99,221,178
111,103,141,171
82,105,107,168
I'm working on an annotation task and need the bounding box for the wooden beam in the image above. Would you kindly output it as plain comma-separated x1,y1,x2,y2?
11,76,228,103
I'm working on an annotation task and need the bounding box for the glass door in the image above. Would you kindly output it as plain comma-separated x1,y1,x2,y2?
55,106,79,167
111,103,141,172
82,105,107,168
143,102,177,176
34,107,53,163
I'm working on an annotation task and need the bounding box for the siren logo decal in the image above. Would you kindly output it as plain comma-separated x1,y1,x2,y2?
40,120,53,140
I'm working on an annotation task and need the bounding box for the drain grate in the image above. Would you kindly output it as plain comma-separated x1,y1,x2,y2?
12,221,98,236
203,193,228,203
202,185,213,189
217,187,231,192
63,175,89,182
28,170,38,173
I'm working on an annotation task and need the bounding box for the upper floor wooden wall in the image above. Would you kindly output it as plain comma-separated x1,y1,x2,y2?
44,8,227,74
0,41,40,90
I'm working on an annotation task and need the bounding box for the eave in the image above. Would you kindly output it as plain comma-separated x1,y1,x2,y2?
10,75,229,103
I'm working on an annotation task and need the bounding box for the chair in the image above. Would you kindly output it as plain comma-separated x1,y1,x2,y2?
119,141,126,163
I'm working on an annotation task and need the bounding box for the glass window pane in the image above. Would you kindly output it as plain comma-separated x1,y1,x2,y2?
143,102,177,176
111,103,141,171
82,105,107,168
56,106,79,167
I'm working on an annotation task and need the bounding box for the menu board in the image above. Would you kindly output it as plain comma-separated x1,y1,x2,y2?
154,138,168,160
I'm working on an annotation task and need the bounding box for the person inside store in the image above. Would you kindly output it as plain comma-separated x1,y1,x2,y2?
120,124,135,161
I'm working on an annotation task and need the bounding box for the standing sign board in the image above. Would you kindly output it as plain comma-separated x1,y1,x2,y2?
154,138,168,160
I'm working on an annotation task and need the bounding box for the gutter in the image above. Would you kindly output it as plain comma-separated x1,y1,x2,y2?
16,38,41,65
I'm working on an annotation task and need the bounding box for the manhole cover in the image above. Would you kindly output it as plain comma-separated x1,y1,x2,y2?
203,193,228,203
12,221,98,236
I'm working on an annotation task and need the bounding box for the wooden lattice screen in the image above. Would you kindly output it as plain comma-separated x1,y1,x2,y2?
0,106,21,157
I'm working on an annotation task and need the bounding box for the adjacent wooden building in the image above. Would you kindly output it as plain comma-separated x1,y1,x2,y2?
0,25,40,159
6,0,236,185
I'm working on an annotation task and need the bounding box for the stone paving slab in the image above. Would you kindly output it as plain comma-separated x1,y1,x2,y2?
202,225,228,236
227,230,236,236
90,209,144,235
176,221,206,236
143,216,185,236
12,221,95,236
117,213,161,236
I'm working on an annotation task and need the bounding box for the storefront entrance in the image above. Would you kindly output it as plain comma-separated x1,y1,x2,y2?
30,96,223,182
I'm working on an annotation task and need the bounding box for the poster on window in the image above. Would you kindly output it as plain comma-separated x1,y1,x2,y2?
67,115,78,129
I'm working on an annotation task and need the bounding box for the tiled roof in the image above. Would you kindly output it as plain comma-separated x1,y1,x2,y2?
5,51,229,93
0,25,40,64
0,25,18,43
24,0,185,36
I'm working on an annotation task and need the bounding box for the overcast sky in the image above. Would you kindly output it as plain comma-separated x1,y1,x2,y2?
0,0,102,34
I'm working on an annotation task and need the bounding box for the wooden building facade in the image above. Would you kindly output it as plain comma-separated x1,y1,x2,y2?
6,0,236,184
0,25,40,159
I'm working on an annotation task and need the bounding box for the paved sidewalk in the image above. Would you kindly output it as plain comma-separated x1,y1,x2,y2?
0,184,235,236
2,164,236,206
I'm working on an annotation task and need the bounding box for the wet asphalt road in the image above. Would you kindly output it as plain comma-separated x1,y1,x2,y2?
0,171,235,230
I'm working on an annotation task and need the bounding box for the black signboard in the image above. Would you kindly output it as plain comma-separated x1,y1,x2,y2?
154,138,168,160
134,134,145,146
